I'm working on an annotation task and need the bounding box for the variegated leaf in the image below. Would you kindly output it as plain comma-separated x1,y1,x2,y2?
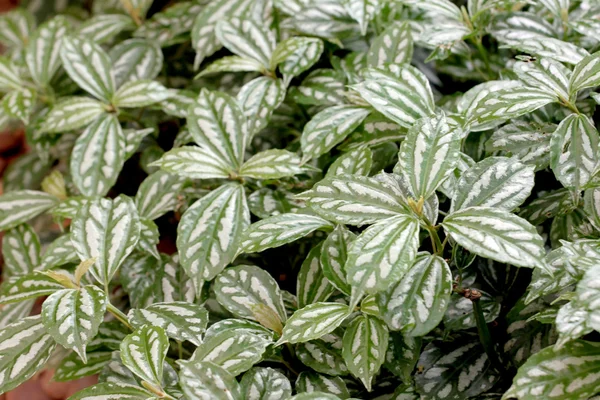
296,335,347,376
367,21,413,67
0,190,58,231
215,17,276,68
196,56,265,78
135,171,186,220
54,351,112,382
137,218,160,259
241,213,333,254
214,264,286,323
78,14,135,44
321,225,355,295
505,36,589,65
291,69,346,106
0,316,57,394
271,37,324,79
112,79,171,108
0,300,34,330
343,0,381,35
240,149,303,179
2,223,40,276
297,245,335,308
3,152,51,192
513,58,570,101
0,56,22,92
110,38,163,87
277,302,350,344
178,360,241,400
240,367,292,400
152,146,233,179
402,0,462,19
70,113,125,197
40,234,79,270
0,9,34,49
326,146,372,177
585,187,600,228
41,285,107,362
385,333,422,382
570,51,600,95
377,253,452,336
60,36,115,102
2,88,35,123
129,302,208,346
177,183,248,289
0,273,63,304
550,113,600,190
69,383,153,400
342,314,388,391
70,196,141,286
451,157,535,212
396,113,461,199
295,371,349,398
237,76,286,138
120,325,168,387
41,97,106,133
442,207,547,270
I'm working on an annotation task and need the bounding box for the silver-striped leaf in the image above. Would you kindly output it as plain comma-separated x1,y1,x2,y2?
196,56,265,78
513,58,570,101
41,285,107,363
177,183,249,289
178,360,242,400
134,170,186,220
0,272,63,304
137,218,160,259
343,0,380,35
471,86,557,124
0,190,59,231
320,225,355,295
70,196,141,286
584,187,600,228
237,76,286,138
442,206,547,270
215,17,276,68
326,146,372,177
3,152,51,192
54,351,112,382
296,335,347,376
112,79,171,108
295,371,349,399
120,325,168,387
40,233,79,270
345,214,420,295
239,149,303,180
0,56,23,92
78,14,135,44
41,96,106,133
68,382,153,400
367,21,413,67
2,88,36,123
377,253,452,336
152,146,234,180
277,302,350,344
297,245,335,308
570,51,600,95
129,302,208,346
0,9,34,49
0,300,34,330
240,367,292,400
2,223,40,276
271,37,324,79
109,38,163,87
342,314,388,391
505,36,589,65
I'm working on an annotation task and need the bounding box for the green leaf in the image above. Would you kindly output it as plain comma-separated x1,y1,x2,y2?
196,56,265,78
69,382,153,400
513,58,570,101
504,340,600,400
240,367,292,400
120,325,168,387
0,190,58,231
60,36,115,102
352,66,435,128
70,113,125,197
367,21,413,67
0,273,63,304
0,9,34,48
443,290,501,331
2,223,40,276
3,152,52,192
415,340,499,399
302,174,408,226
78,14,135,44
343,0,380,35
2,88,36,123
346,214,420,295
110,38,163,87
54,351,112,382
0,316,57,394
135,171,186,220
451,157,535,212
442,207,547,270
402,0,462,19
506,36,589,65
295,372,349,399
570,51,600,95
203,319,274,343
40,233,79,270
41,285,107,362
237,76,286,138
136,218,159,259
296,335,348,376
129,302,208,346
377,253,452,336
278,302,350,344
188,89,247,169
342,314,388,391
177,183,248,289
179,360,242,400
271,37,324,78
291,69,346,106
297,245,335,308
550,113,600,190
241,213,333,254
385,333,422,382
112,79,171,108
326,146,372,177
152,146,234,179
190,330,270,375
71,196,141,286
240,149,303,179
459,80,521,132
214,264,286,322
0,56,22,92
396,113,461,199
519,188,573,225
585,187,600,228
215,17,276,68
41,97,106,133
0,300,33,329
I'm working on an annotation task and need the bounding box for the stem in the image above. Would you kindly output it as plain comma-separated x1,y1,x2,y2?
426,225,443,255
473,37,492,78
439,235,450,256
107,303,133,331
471,293,502,372
177,341,183,360
119,0,142,25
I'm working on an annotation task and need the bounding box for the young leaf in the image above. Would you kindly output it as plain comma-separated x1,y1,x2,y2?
214,264,287,322
0,316,57,394
70,113,125,197
237,77,286,138
442,206,547,270
41,285,107,363
377,253,452,336
152,146,234,179
0,190,59,231
241,213,333,254
278,302,350,344
129,302,208,346
41,97,106,133
271,37,324,78
367,21,413,67
396,113,461,199
112,79,171,108
178,360,242,400
2,223,40,276
177,183,249,289
120,325,168,387
239,149,303,179
70,196,141,286
240,367,292,400
297,245,335,308
110,38,163,87
135,171,186,220
60,36,115,102
215,17,276,68
345,214,420,295
451,157,535,212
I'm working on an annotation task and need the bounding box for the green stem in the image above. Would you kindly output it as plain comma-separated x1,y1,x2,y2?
472,296,502,371
426,225,443,255
439,235,450,256
177,340,183,360
107,303,133,331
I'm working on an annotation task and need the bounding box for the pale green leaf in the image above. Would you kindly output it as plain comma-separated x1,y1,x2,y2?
401,0,462,20
2,223,40,276
343,0,381,35
112,79,171,108
367,21,413,67
0,273,63,304
120,325,168,386
110,38,163,87
237,76,286,138
326,146,372,177
0,9,34,48
0,56,22,92
0,190,58,231
2,88,36,123
69,382,153,400
152,146,233,180
215,17,276,68
297,245,335,308
240,149,303,179
240,367,292,400
78,14,135,44
278,302,350,344
570,51,600,95
41,97,106,133
179,360,242,400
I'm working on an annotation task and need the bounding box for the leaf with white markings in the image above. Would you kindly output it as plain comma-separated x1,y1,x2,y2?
70,196,141,286
297,245,335,308
0,9,34,49
240,149,303,180
368,21,413,67
2,88,36,123
40,234,79,270
137,218,160,259
278,302,350,344
41,285,106,362
506,36,589,65
326,146,372,177
178,360,242,400
343,0,381,35
291,69,346,106
78,14,134,44
320,225,355,295
513,58,571,101
296,335,348,376
129,302,208,346
110,38,163,87
346,214,420,295
120,325,168,387
442,207,547,270
112,79,171,108
237,77,286,138
60,36,115,102
377,253,452,336
41,97,106,133
570,51,600,95
215,18,276,68
271,37,324,79
240,367,292,400
2,223,40,276
584,187,600,228
214,264,286,323
0,56,23,92
177,183,248,289
152,146,234,179
241,213,333,254
54,351,112,382
135,171,186,220
197,56,265,78
295,372,349,398
0,190,58,231
0,273,63,304
70,382,153,399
